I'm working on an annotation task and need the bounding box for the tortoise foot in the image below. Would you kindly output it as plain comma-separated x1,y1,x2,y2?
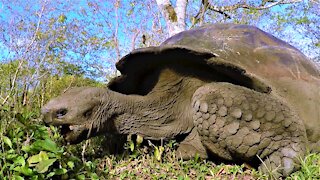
259,143,306,178
176,128,208,160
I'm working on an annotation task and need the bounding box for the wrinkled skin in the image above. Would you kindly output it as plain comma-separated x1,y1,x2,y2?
42,87,105,143
42,24,320,178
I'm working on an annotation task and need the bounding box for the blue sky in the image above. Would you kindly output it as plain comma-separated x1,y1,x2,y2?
0,0,318,80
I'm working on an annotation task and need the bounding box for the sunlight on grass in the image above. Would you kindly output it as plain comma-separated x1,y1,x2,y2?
0,110,319,179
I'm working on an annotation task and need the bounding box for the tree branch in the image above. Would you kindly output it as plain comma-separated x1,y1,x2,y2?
1,1,47,106
192,0,210,27
206,0,302,19
131,30,140,50
25,1,47,52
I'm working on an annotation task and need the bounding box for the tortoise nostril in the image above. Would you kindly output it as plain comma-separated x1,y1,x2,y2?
41,108,50,115
56,108,68,118
83,109,93,118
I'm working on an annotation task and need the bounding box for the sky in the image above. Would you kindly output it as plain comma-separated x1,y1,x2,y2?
0,0,319,80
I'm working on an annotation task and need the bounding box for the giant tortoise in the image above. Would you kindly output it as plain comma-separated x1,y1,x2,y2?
42,24,320,177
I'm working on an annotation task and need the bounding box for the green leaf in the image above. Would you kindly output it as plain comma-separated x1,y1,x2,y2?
136,135,143,145
3,136,13,148
54,168,67,175
6,153,18,160
14,156,26,166
33,126,50,139
90,173,99,180
28,155,40,166
77,174,86,180
46,172,56,178
85,161,94,169
154,146,164,161
159,146,164,154
14,166,34,176
32,139,59,153
35,158,56,173
13,175,24,180
7,149,15,154
30,175,40,180
22,145,31,152
129,141,134,152
58,14,66,23
47,152,59,159
39,151,49,160
28,151,49,166
154,147,160,161
67,161,75,169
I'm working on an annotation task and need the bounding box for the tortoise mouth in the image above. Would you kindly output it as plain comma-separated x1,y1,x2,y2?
60,124,72,136
59,124,89,144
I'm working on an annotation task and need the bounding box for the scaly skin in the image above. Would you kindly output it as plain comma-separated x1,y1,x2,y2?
191,82,307,177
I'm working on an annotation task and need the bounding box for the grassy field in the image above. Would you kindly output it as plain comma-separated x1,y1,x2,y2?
0,109,319,180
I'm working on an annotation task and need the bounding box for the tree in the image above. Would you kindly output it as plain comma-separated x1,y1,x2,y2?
0,0,318,110
0,0,109,109
155,0,319,61
156,0,187,36
155,0,303,36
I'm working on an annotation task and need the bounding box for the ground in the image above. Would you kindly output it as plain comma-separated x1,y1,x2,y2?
0,110,319,179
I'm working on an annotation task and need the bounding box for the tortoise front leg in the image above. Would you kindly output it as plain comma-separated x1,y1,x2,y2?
176,128,208,160
192,82,307,178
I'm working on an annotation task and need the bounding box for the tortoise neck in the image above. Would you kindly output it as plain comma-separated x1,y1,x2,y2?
94,73,204,140
101,87,182,140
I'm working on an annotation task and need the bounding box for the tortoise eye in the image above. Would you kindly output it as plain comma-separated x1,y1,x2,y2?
56,108,68,118
83,109,93,118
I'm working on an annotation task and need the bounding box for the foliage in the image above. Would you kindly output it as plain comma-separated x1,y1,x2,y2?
41,74,103,103
1,110,65,179
0,60,103,111
1,0,319,110
0,108,105,179
1,109,319,179
288,153,320,179
0,0,319,179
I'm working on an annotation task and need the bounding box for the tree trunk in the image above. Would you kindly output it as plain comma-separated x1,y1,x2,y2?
156,0,187,36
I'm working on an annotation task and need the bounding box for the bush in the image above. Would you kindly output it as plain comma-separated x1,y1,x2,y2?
0,108,101,179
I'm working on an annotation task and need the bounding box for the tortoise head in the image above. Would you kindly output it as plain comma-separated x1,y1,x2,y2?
41,87,106,143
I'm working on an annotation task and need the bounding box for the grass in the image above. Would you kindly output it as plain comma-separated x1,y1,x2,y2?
88,139,265,180
0,109,319,179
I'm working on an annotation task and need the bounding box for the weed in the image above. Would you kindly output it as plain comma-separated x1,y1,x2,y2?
0,109,319,179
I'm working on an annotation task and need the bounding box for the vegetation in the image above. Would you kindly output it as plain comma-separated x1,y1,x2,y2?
0,109,319,179
0,0,319,179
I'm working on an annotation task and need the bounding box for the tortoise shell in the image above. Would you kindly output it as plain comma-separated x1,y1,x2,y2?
109,23,320,142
